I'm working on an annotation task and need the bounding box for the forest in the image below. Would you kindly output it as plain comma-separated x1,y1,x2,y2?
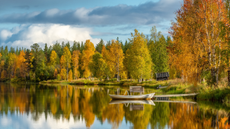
1,0,230,86
0,27,170,83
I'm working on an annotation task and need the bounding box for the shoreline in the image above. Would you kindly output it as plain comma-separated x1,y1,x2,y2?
3,78,230,104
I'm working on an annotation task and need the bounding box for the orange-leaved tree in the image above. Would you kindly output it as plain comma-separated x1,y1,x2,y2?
169,0,229,86
60,46,71,80
102,40,125,81
72,50,80,79
15,50,26,78
81,40,95,78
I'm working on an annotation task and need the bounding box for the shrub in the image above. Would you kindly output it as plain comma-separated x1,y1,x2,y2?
57,74,61,81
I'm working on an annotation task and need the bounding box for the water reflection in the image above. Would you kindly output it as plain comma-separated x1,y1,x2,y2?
0,83,230,129
109,100,155,105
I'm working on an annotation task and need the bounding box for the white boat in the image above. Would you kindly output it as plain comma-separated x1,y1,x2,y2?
109,100,155,105
109,93,155,100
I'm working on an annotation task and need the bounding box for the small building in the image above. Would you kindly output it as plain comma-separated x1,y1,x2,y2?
156,72,169,81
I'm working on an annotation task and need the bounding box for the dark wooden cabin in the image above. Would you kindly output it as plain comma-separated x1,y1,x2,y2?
156,72,169,81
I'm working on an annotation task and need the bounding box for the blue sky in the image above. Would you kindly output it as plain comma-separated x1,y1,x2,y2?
0,0,183,48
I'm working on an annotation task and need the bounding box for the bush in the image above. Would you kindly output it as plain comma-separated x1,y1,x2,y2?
224,94,230,107
57,74,61,81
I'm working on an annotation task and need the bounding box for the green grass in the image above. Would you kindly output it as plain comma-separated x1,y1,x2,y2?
197,87,230,101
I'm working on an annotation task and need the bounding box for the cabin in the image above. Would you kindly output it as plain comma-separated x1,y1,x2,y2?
156,72,169,81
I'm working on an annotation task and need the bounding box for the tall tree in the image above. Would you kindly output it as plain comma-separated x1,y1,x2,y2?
125,29,152,82
102,40,125,81
24,49,31,80
8,53,16,79
44,43,49,63
101,46,112,79
50,50,58,78
96,39,104,53
60,46,71,80
169,0,229,85
72,41,79,53
30,43,47,81
80,41,84,53
15,50,26,78
72,50,80,79
149,27,169,74
89,52,107,80
81,40,95,78
50,50,58,66
53,42,63,58
223,0,230,85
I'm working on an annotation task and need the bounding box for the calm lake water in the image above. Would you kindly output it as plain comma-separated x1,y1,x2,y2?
0,83,229,129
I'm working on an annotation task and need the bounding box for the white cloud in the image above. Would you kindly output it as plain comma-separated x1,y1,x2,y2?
46,8,59,17
1,24,100,48
0,0,183,26
0,29,13,40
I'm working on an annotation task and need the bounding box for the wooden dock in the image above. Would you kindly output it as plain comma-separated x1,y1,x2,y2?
153,100,197,104
154,93,198,98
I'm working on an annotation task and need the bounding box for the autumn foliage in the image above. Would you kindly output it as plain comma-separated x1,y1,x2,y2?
169,0,230,85
0,0,230,85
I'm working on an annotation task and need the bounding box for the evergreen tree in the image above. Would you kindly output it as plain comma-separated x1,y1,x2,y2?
106,41,111,49
77,42,81,51
66,42,70,50
80,41,84,53
3,46,8,57
149,27,169,74
53,42,63,58
24,49,31,80
96,39,104,53
9,47,15,53
72,41,78,53
30,43,48,81
16,47,19,55
44,43,49,63
0,46,3,54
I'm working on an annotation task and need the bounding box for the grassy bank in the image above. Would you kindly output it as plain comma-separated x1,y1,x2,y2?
197,86,230,102
40,78,177,87
40,78,196,94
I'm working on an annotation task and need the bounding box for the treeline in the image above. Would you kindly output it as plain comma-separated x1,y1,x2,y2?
0,27,171,82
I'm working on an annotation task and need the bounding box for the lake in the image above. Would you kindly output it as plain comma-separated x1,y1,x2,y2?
0,83,229,129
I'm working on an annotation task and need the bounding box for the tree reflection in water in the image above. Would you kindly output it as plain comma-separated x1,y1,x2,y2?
0,83,229,129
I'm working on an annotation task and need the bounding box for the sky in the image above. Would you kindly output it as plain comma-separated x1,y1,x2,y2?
0,0,183,48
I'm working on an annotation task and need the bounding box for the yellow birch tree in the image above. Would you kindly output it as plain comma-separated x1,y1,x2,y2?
81,40,95,78
60,46,71,80
72,50,80,79
126,29,152,82
102,40,125,81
